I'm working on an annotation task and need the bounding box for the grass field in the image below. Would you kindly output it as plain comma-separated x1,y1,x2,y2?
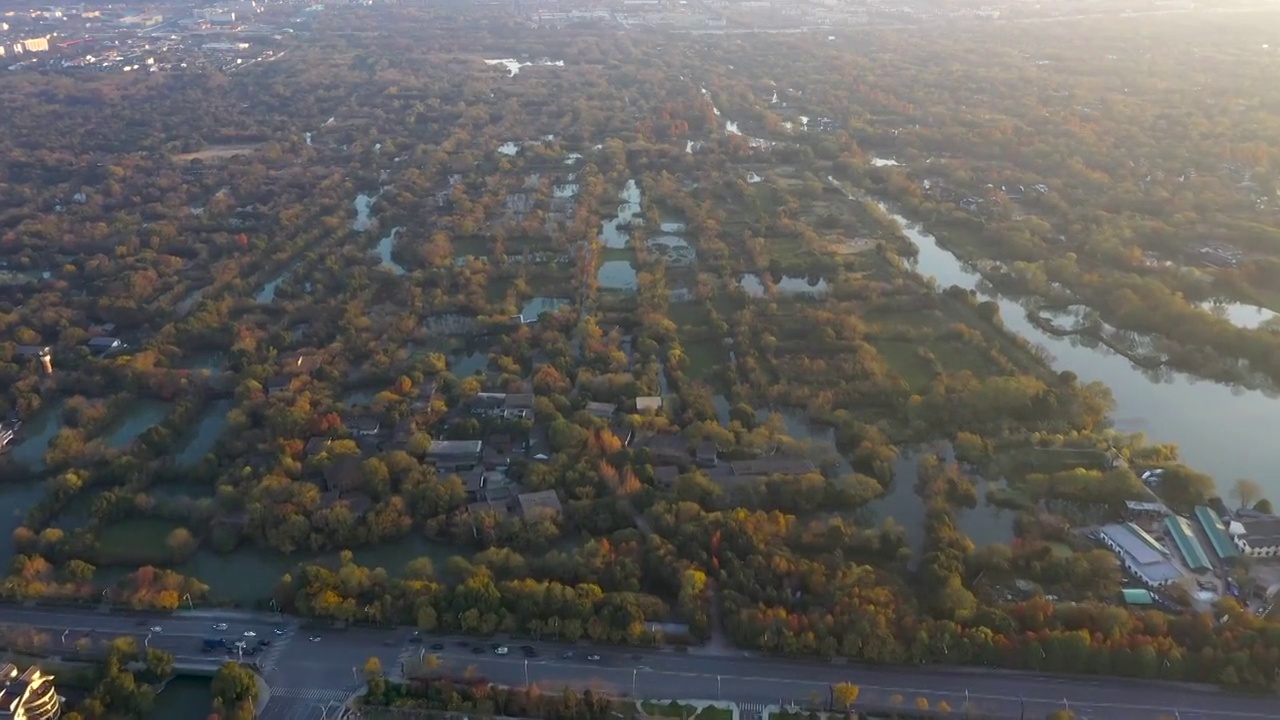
94,518,187,566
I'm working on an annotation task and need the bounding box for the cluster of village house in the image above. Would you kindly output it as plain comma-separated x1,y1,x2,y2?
261,351,823,528
2,330,129,454
1094,500,1280,610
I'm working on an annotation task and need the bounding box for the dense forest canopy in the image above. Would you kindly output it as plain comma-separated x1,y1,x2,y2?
0,1,1278,697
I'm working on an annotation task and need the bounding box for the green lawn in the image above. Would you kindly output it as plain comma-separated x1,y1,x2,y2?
680,338,724,381
95,518,188,565
869,339,936,389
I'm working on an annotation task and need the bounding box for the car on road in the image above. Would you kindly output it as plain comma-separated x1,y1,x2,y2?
273,627,286,636
494,646,509,656
212,623,228,631
258,639,272,647
309,636,321,642
523,649,538,658
561,651,574,659
457,641,470,647
149,626,163,633
430,643,445,650
243,631,257,637
471,646,485,654
586,654,600,662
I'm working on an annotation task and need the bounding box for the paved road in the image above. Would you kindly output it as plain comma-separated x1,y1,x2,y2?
1,606,1277,720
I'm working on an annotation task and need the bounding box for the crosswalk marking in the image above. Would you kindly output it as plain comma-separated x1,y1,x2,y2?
270,687,354,704
737,702,770,713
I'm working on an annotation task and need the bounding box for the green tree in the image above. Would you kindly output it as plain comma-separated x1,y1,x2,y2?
211,662,259,712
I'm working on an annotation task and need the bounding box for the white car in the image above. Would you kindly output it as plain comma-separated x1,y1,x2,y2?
149,626,163,633
243,631,257,638
309,636,321,642
494,646,509,656
212,623,228,631
586,654,601,661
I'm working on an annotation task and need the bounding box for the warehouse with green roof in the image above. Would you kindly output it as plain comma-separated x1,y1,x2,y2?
1165,515,1212,572
1194,505,1238,561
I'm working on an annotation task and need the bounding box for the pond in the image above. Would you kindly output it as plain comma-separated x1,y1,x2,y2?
254,266,293,304
483,57,564,77
645,236,696,266
175,351,226,372
450,349,489,377
868,444,1016,557
353,191,381,232
597,261,638,291
600,179,642,249
519,297,569,322
738,274,829,297
8,399,67,470
1200,300,1280,330
98,536,457,605
375,226,407,274
875,200,1280,501
103,400,170,450
177,400,233,466
149,675,213,720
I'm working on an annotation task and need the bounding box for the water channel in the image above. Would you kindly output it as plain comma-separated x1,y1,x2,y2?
103,400,170,450
878,202,1280,500
177,400,233,466
375,226,407,274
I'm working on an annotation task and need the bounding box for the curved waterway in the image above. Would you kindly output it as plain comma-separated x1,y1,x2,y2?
877,203,1280,500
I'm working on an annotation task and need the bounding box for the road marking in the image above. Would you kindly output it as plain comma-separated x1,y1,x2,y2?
270,687,355,704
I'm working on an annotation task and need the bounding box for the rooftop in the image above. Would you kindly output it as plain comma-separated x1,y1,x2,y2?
1194,505,1238,560
1121,588,1155,606
1234,510,1280,546
1099,523,1183,584
428,440,483,456
517,489,562,520
1164,515,1212,572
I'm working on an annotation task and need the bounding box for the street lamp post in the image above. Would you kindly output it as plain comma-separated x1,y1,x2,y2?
1018,695,1025,720
525,659,531,688
61,630,68,646
631,668,637,696
144,632,151,649
716,675,722,700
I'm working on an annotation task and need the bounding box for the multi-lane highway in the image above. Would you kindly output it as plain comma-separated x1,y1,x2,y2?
0,606,1277,720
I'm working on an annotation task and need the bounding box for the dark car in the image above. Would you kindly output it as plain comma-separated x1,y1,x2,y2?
431,643,445,650
561,651,574,659
523,648,538,658
258,639,272,647
456,641,470,647
471,646,486,654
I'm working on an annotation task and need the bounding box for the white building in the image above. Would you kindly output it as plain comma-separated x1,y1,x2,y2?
1228,511,1280,558
1098,522,1183,588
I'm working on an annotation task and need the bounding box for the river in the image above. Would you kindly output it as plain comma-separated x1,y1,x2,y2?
878,203,1280,501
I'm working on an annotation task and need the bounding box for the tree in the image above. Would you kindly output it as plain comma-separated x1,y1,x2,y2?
1230,478,1264,510
363,656,383,680
832,682,860,709
211,662,259,710
165,527,197,561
